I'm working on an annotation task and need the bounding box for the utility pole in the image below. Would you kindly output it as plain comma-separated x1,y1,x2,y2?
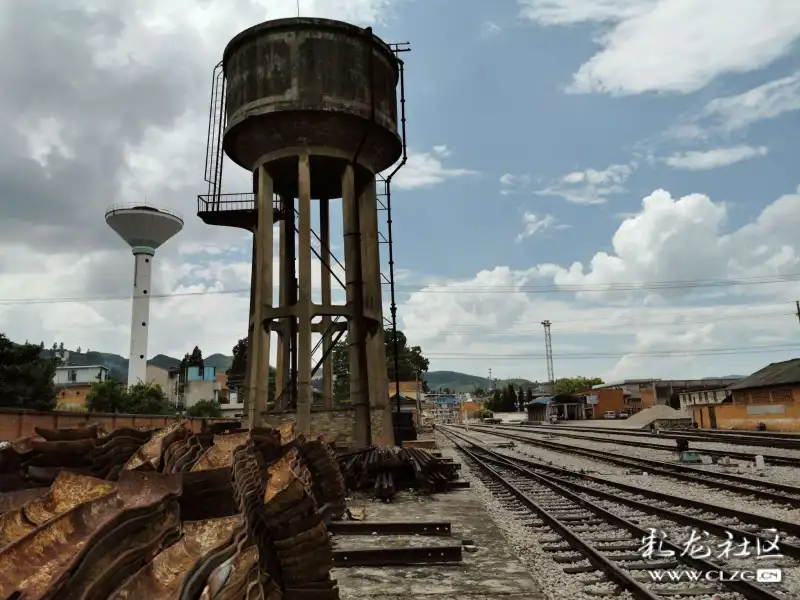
796,301,800,325
542,320,554,391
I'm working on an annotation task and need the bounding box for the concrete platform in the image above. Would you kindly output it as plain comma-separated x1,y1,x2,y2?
331,465,542,599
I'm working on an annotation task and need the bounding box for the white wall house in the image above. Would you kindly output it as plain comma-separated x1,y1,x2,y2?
54,365,109,386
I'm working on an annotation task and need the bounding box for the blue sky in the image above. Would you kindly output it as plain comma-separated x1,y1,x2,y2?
1,0,800,384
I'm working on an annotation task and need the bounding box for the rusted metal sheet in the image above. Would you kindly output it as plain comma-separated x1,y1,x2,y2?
60,500,182,600
191,432,250,472
108,516,241,599
0,471,115,550
34,424,101,441
0,488,48,516
0,470,181,600
124,420,188,472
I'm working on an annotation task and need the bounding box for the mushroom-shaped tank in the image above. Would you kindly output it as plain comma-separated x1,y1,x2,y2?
105,204,184,251
222,17,403,199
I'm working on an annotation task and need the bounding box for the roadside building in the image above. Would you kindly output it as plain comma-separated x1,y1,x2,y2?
697,359,800,431
525,393,587,422
591,378,741,415
54,365,110,409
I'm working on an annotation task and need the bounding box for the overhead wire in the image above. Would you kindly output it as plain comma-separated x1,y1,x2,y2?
2,273,800,306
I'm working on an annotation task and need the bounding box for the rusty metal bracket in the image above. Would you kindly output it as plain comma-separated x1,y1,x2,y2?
333,545,462,566
328,521,452,536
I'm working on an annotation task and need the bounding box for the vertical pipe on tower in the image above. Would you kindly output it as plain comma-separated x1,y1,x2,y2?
128,247,154,387
319,197,333,409
296,154,313,434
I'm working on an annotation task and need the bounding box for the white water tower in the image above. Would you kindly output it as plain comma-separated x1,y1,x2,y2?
105,204,183,387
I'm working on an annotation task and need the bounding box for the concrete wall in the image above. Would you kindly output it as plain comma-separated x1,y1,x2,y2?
55,384,92,410
0,408,231,442
640,387,657,409
594,389,625,415
691,385,800,431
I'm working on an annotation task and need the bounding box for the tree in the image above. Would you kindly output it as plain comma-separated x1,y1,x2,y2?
0,334,57,410
52,342,57,350
58,342,64,351
554,377,604,395
474,387,486,398
525,387,534,405
127,382,174,415
86,380,129,413
485,388,502,412
186,399,222,418
39,341,45,349
331,328,430,403
86,381,174,415
227,338,247,377
385,329,429,381
76,346,82,354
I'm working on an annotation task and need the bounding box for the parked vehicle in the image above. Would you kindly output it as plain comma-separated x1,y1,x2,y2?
617,411,629,419
603,411,616,419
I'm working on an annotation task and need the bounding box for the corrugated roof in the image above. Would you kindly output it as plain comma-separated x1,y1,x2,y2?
727,358,800,390
524,396,553,406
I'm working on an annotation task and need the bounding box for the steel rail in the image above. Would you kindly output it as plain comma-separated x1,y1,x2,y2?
441,427,787,600
464,424,800,505
483,423,800,466
444,426,800,546
517,423,800,450
451,441,662,600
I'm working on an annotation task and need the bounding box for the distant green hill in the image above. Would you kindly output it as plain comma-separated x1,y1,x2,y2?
424,370,537,394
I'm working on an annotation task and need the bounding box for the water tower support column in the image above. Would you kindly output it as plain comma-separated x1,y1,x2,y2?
128,247,154,387
274,215,287,397
320,197,334,409
342,164,372,447
296,154,313,435
247,165,274,427
360,180,394,445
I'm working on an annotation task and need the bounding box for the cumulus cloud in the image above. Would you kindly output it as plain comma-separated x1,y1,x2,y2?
535,163,635,205
481,21,502,38
663,145,769,170
391,146,478,190
519,0,800,95
516,213,569,242
399,184,800,381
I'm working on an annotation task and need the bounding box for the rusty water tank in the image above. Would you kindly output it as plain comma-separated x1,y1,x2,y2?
222,17,402,198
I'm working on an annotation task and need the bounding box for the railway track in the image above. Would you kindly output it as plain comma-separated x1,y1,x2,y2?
517,424,800,451
462,424,800,508
482,423,800,467
440,426,799,600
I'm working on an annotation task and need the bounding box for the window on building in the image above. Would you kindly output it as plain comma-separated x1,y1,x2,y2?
67,369,77,382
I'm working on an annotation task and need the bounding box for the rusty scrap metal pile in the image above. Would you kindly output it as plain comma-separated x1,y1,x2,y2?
338,446,460,500
0,421,347,600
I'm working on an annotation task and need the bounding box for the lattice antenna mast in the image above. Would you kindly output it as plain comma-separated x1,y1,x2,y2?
541,320,554,387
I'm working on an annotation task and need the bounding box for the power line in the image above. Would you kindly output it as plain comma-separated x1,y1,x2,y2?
434,310,796,336
423,342,800,360
3,273,800,306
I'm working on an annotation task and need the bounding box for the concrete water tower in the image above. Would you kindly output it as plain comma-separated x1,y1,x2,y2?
105,204,183,387
197,18,408,446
